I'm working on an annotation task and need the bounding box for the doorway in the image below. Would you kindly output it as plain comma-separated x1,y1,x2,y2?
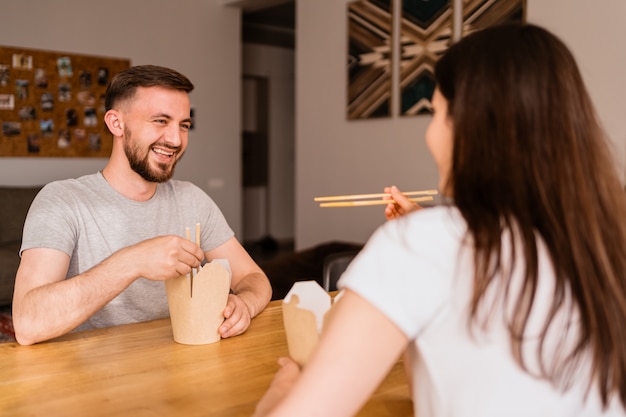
241,1,296,258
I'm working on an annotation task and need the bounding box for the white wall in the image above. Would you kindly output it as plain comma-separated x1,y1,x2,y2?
527,1,626,179
0,0,244,236
295,0,626,249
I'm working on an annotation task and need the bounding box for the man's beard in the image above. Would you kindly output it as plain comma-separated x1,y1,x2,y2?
123,126,182,183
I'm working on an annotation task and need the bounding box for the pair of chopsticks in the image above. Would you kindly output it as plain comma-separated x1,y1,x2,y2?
185,223,201,297
314,189,438,208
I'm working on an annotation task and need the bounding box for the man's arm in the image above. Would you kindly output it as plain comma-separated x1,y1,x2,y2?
12,235,204,345
205,237,272,338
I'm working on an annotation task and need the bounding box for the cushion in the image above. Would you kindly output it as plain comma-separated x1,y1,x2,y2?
0,243,21,305
0,186,42,245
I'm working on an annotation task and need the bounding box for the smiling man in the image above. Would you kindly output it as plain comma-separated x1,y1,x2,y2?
12,65,272,345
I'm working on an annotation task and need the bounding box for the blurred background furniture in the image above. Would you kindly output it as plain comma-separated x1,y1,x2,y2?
256,241,362,300
0,185,42,342
322,250,359,292
0,186,42,307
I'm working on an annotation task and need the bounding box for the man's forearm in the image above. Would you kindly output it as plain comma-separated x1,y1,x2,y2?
13,251,138,345
232,272,272,318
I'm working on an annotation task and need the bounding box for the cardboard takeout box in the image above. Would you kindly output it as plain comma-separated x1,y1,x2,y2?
282,280,334,366
166,259,231,345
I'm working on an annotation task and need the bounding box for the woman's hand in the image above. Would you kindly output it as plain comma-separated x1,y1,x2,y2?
253,357,301,417
384,185,422,220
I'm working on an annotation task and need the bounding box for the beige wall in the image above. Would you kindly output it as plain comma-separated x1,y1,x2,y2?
295,0,626,249
0,0,244,236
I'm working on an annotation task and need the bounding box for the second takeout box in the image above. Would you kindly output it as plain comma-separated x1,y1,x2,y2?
282,280,334,366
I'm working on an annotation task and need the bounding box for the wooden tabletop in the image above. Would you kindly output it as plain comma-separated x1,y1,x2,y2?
0,299,412,417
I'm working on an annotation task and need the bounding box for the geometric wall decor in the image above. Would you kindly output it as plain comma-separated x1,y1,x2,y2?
461,0,526,36
347,0,526,120
0,45,129,157
347,0,393,119
399,0,452,116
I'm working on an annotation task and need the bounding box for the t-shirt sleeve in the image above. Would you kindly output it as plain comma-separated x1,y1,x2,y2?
20,181,79,257
337,212,457,340
188,184,235,251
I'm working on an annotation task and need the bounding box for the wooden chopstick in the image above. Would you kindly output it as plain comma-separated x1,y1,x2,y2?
314,189,438,202
186,224,202,298
319,196,433,207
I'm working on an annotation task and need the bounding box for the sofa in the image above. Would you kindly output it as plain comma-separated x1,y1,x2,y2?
0,186,43,306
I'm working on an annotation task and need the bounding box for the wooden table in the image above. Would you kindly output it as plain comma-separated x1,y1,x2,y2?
0,299,412,417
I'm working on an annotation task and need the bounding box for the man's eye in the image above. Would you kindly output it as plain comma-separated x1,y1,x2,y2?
154,119,167,124
181,124,191,131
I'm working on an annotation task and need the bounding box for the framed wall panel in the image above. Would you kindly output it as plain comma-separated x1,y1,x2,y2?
399,0,452,116
462,0,526,36
347,0,527,120
347,0,393,120
0,45,129,157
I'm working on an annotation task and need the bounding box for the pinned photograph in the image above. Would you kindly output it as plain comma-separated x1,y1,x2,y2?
12,53,32,70
15,79,29,100
0,65,9,86
2,121,21,137
57,56,73,77
41,92,54,111
77,91,96,106
79,71,92,89
18,106,36,120
99,94,106,113
74,128,86,142
34,68,48,88
97,67,109,85
40,118,54,136
57,128,70,149
0,94,15,110
89,132,101,151
84,107,97,127
58,83,71,102
66,108,78,126
27,133,40,153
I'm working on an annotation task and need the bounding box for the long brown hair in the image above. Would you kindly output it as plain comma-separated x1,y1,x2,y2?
435,23,626,407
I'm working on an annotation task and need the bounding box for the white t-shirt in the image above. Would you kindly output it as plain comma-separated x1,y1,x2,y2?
338,206,624,416
21,172,234,331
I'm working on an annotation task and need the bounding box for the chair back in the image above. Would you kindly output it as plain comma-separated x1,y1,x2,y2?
322,251,359,292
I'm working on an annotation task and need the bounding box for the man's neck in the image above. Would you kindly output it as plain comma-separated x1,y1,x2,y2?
101,163,157,202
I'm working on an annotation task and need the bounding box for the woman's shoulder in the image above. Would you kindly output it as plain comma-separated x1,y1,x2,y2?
386,205,466,237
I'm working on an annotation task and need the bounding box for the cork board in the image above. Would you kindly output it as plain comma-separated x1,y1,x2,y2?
0,45,130,157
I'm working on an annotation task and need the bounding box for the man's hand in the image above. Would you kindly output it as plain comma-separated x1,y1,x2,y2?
219,293,252,338
253,357,301,417
123,235,205,281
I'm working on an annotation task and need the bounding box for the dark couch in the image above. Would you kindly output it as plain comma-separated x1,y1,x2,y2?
0,186,43,306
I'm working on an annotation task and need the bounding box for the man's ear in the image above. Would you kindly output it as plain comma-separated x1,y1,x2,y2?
104,109,124,137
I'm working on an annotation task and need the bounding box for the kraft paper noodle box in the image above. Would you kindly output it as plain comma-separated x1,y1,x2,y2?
166,259,231,345
282,280,333,366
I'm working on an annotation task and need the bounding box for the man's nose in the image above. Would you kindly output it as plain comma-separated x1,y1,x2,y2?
164,124,183,147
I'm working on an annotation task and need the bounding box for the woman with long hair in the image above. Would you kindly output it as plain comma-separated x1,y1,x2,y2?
254,23,626,416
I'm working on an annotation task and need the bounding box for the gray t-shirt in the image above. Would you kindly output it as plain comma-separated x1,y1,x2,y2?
21,172,234,331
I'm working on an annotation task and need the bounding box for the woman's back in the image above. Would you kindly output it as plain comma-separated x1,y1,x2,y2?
340,206,625,416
